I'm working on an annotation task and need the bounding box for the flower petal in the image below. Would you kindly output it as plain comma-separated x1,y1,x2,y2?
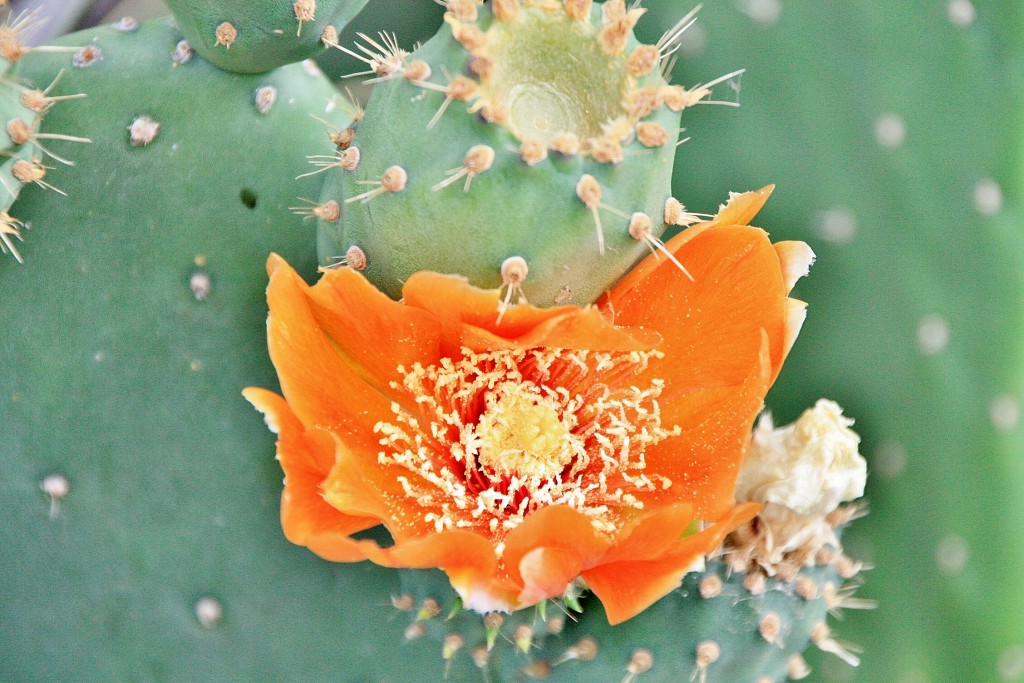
502,506,610,587
402,272,658,354
243,387,379,562
368,532,516,613
264,255,391,454
608,186,775,303
320,430,446,542
599,503,696,564
600,190,797,519
517,547,585,606
783,298,808,363
607,223,788,404
303,265,444,399
714,185,775,227
640,331,773,518
774,240,815,293
582,502,759,624
381,531,498,575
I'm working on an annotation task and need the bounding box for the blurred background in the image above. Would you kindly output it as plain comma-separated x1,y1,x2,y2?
8,0,1023,680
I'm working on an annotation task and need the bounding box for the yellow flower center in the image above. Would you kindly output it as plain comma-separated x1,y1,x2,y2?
474,382,578,479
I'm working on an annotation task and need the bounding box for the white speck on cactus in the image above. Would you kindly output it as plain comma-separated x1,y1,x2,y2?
758,613,781,645
112,16,139,32
935,534,969,575
795,575,819,601
624,648,654,681
989,394,1021,432
737,0,782,26
72,45,103,68
41,474,69,519
787,654,811,680
129,116,160,146
874,112,906,149
190,271,211,301
255,86,277,115
172,40,194,66
302,59,322,77
998,644,1024,681
873,440,908,479
194,597,223,627
916,314,950,355
699,574,723,599
692,641,720,683
947,0,976,27
973,177,1003,215
816,208,857,245
214,22,237,49
294,0,316,36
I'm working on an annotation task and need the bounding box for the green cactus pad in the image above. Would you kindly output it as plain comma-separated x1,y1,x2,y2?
163,0,370,74
633,0,1024,680
386,551,855,682
317,0,737,307
0,18,438,681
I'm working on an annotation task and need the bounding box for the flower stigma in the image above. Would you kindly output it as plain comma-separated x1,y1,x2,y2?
474,382,577,479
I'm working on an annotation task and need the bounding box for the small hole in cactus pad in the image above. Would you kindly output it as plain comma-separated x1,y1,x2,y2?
240,189,258,209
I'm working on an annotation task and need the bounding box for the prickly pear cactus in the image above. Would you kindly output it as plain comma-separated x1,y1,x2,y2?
0,79,50,263
1,3,877,683
317,0,739,305
380,558,849,683
377,499,864,683
164,0,370,73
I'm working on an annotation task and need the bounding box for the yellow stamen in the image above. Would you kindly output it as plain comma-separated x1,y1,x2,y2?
361,348,679,539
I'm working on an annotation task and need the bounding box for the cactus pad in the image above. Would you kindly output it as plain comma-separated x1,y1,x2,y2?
0,18,401,681
317,0,741,307
163,0,370,73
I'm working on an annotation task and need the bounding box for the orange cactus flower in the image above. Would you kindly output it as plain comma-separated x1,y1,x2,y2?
244,186,814,625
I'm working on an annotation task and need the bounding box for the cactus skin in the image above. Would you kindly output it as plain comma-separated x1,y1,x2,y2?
0,19,428,681
0,37,90,263
631,0,1024,680
0,83,40,261
391,542,854,682
317,1,703,306
163,0,370,74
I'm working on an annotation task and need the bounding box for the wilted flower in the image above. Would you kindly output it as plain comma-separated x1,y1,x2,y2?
730,399,868,574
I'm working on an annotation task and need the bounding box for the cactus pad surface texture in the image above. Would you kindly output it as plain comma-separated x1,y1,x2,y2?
163,0,371,73
0,17,405,681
